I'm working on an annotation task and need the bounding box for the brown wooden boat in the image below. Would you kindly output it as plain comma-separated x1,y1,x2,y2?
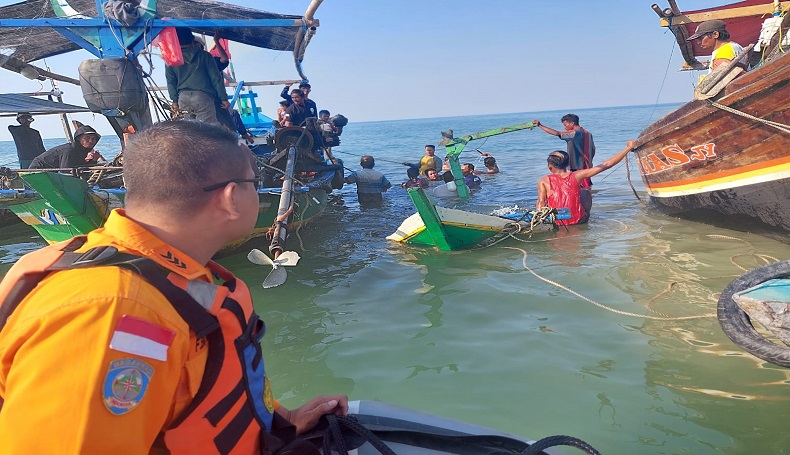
633,1,790,241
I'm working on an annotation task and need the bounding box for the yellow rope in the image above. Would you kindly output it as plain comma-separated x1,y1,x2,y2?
503,246,716,321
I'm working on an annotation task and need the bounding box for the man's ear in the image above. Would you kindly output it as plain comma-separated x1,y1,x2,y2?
213,183,242,221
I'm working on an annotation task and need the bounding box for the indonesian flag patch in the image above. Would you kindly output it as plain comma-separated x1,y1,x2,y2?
110,315,176,362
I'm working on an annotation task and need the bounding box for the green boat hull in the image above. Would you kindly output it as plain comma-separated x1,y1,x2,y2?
1,172,330,255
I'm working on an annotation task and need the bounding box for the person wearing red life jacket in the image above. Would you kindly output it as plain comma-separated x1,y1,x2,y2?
0,120,347,454
536,140,635,225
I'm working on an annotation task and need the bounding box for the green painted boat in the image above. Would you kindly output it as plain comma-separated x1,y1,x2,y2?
0,169,333,256
387,188,565,251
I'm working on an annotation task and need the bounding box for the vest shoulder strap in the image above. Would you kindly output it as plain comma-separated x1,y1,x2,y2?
0,243,219,337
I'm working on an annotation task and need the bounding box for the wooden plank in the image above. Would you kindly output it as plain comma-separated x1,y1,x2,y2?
660,1,790,26
406,188,454,251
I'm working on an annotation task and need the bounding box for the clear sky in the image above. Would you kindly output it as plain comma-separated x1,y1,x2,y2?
0,0,726,138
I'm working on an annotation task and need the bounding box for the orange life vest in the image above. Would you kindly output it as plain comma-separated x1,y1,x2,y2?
0,237,312,455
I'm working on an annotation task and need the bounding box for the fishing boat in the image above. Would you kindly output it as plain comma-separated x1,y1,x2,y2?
632,0,790,242
307,400,600,455
387,188,568,251
389,121,569,251
0,0,341,257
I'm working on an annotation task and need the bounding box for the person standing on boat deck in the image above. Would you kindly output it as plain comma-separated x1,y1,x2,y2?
403,144,442,175
687,20,747,74
298,82,318,118
283,89,311,127
533,114,596,216
7,112,45,169
536,140,634,225
345,155,392,203
0,121,347,454
28,125,102,170
166,27,229,127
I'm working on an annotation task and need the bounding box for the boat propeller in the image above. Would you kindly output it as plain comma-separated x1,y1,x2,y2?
247,249,301,288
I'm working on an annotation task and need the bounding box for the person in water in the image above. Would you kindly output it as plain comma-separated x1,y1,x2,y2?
28,125,102,170
536,140,635,225
461,163,482,189
402,166,428,189
345,155,392,203
473,152,499,174
0,120,347,453
533,114,596,215
403,145,442,175
7,112,46,169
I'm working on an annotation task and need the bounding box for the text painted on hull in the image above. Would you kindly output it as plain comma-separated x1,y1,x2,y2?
639,143,717,175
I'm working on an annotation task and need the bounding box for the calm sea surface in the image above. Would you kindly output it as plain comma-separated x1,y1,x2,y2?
3,105,790,454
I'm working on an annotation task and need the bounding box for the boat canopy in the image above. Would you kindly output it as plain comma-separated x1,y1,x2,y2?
0,93,90,117
0,0,305,65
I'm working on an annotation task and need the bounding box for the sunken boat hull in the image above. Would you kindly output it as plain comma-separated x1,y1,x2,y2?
633,50,790,241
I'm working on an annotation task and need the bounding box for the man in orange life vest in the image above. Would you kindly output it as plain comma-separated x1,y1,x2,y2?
0,120,347,453
536,140,635,225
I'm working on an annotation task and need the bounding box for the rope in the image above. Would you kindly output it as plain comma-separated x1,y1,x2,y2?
503,246,716,321
521,435,601,455
625,154,646,205
322,415,396,455
474,207,558,249
707,100,790,134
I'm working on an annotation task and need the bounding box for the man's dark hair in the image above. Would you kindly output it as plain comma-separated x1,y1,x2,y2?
175,27,195,45
442,171,455,183
319,109,330,116
484,157,496,167
425,145,435,151
124,120,249,212
717,30,731,40
406,166,420,179
290,89,304,97
360,155,375,169
560,114,579,125
299,82,311,89
547,150,569,169
462,162,475,170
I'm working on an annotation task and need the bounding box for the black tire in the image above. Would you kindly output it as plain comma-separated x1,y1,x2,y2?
717,260,790,368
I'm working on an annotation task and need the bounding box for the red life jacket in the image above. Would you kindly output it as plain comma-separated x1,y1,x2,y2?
0,237,315,455
547,172,587,226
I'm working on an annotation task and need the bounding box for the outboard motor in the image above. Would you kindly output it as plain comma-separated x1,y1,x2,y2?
79,58,152,131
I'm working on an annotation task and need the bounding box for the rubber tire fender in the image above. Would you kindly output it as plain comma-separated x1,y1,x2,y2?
717,260,790,368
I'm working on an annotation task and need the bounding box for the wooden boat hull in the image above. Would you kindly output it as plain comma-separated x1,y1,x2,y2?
0,172,331,256
387,188,557,251
633,51,790,240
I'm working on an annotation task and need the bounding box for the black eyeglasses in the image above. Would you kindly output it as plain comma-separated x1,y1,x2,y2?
202,178,260,192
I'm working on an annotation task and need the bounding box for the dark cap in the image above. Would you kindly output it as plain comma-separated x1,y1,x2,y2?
74,125,101,140
16,112,33,120
687,20,727,41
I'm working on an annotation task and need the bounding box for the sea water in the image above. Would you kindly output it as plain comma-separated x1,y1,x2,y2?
3,105,790,454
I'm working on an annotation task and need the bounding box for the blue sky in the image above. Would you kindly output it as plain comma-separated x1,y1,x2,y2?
1,0,725,138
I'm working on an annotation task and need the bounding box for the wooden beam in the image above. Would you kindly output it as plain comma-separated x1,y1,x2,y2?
660,1,790,26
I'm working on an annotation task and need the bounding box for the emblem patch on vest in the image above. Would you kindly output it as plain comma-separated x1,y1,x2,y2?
103,358,154,415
